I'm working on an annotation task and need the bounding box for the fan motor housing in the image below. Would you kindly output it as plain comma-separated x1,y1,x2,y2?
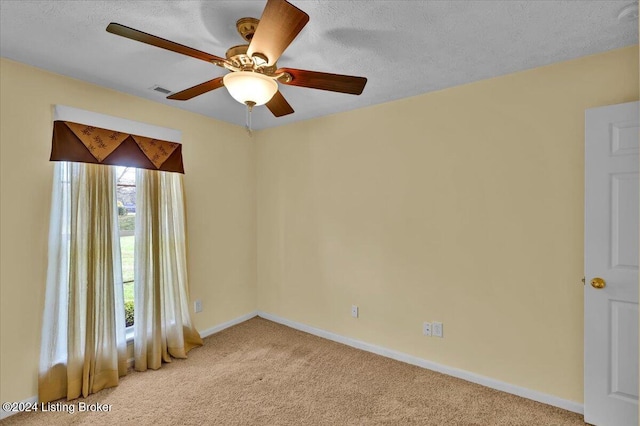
225,43,277,74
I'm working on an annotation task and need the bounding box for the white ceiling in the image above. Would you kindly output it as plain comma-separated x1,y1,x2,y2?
0,1,637,130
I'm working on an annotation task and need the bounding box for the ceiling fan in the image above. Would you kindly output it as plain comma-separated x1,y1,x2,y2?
106,0,367,121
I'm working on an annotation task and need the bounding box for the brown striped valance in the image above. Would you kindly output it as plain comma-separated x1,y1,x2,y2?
51,120,184,173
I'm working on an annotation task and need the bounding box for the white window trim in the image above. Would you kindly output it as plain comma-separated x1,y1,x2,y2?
126,327,134,343
53,105,182,143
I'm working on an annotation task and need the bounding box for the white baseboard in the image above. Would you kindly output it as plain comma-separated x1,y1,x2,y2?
257,311,584,415
4,310,582,421
199,310,258,339
0,395,39,420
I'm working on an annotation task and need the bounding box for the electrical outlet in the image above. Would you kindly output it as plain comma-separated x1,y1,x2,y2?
432,321,443,338
423,322,432,336
194,299,202,313
351,305,359,318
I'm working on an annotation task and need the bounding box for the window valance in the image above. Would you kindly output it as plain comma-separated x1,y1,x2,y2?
50,105,184,173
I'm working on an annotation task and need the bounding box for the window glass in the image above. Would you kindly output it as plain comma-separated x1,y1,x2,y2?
116,166,136,328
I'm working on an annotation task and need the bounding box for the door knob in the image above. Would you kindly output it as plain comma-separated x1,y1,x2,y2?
590,277,606,289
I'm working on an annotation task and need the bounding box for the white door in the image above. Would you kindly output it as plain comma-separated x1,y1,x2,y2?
585,101,639,426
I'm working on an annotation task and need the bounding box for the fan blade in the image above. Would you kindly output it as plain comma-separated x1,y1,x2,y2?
167,77,224,101
278,68,367,95
106,23,226,64
266,91,294,117
247,0,309,66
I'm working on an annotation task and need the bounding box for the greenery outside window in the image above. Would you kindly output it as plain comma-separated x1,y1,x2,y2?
116,166,136,329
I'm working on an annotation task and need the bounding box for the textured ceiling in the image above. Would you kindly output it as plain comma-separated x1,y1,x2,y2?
0,1,637,130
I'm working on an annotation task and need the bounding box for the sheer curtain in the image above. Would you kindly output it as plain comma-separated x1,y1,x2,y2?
39,162,127,403
134,169,202,371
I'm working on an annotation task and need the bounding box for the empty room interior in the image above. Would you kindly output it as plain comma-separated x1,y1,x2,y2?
0,1,638,425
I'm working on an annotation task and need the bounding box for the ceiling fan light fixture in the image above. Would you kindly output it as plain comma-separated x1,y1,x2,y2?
106,0,367,120
223,71,278,106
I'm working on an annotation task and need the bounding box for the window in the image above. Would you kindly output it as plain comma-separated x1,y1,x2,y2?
42,108,200,395
116,167,136,328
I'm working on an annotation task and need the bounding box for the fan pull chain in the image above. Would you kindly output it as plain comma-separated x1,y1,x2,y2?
245,101,256,136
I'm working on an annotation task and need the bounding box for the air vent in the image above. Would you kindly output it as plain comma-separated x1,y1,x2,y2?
150,85,172,95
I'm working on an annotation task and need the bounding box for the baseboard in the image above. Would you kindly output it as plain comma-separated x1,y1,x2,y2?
0,395,38,420
4,311,581,421
199,310,259,339
257,311,584,415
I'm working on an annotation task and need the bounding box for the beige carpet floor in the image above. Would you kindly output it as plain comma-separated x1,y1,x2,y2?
2,317,585,425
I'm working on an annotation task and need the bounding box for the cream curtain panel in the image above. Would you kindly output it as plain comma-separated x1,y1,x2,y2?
134,169,202,371
39,162,127,403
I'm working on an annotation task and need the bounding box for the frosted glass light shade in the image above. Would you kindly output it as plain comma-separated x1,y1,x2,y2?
223,71,278,106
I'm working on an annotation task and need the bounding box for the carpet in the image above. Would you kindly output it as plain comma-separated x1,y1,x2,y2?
2,317,585,425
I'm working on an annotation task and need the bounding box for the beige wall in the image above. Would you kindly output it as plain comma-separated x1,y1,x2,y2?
256,46,639,403
1,45,638,407
0,59,256,403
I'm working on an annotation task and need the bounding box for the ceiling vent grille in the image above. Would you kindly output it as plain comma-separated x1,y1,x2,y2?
150,85,171,95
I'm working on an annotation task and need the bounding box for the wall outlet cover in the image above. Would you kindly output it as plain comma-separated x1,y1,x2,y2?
423,322,432,336
433,321,443,337
194,299,202,313
351,305,359,318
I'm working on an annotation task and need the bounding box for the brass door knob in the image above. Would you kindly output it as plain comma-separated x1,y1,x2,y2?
590,277,606,289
